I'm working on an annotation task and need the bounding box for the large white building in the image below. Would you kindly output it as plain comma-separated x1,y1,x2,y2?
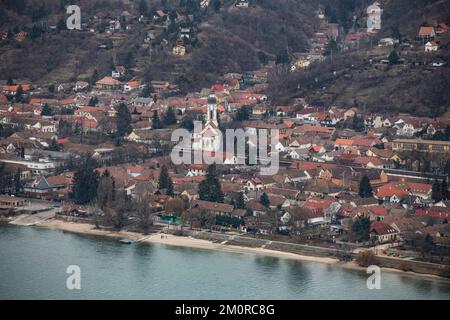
367,2,383,33
192,95,222,152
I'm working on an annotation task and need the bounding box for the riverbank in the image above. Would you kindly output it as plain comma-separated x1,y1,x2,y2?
6,216,450,283
32,219,338,265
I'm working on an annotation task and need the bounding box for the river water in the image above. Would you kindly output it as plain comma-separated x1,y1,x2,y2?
0,224,449,300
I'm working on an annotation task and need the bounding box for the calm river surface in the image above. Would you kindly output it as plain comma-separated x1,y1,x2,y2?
1,224,449,299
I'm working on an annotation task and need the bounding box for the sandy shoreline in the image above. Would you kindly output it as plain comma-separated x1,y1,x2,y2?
6,217,450,283
34,219,339,264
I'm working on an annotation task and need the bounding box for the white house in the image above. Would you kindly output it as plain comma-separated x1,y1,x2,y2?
425,41,439,52
367,2,383,33
244,178,264,191
235,0,249,8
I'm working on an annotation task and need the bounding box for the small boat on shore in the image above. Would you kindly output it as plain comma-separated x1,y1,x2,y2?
119,238,135,244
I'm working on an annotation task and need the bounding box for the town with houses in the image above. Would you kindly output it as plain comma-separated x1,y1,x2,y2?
1,1,450,277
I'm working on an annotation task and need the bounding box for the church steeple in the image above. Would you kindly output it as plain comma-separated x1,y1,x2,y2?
206,94,218,126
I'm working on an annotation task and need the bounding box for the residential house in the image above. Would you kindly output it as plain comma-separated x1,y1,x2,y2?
23,176,55,199
0,195,27,209
425,41,439,52
190,200,234,216
392,139,450,153
244,178,264,192
172,45,186,56
95,77,122,90
370,221,399,243
418,26,436,40
123,81,141,92
74,81,89,92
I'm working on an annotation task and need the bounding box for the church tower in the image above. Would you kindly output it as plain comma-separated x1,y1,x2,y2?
206,95,218,126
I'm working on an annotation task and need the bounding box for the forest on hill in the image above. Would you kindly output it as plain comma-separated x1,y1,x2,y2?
0,0,318,87
0,0,450,116
268,0,450,117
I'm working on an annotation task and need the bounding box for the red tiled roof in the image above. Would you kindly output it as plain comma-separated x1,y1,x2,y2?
211,84,226,92
57,138,70,145
416,209,450,219
370,206,388,217
1,84,30,92
370,221,397,235
419,26,435,36
353,156,384,166
96,77,121,86
376,183,409,198
335,138,353,146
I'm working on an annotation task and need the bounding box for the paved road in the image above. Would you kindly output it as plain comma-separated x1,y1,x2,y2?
10,208,59,226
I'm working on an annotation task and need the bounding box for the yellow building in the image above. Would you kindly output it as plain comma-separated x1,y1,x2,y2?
392,139,450,153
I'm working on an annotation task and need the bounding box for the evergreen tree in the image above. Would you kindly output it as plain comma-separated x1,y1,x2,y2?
88,97,98,106
6,77,14,85
90,69,99,85
198,164,224,203
445,160,450,180
116,103,132,137
432,180,443,202
276,49,289,65
180,117,194,131
351,114,365,131
235,192,245,209
124,51,134,68
351,217,371,242
388,50,400,65
158,165,172,190
139,0,148,16
257,51,268,65
49,138,59,151
72,157,99,204
15,85,24,102
41,104,53,116
57,18,66,31
151,110,163,129
161,0,169,10
14,169,22,194
6,29,13,39
442,179,448,201
30,24,44,39
324,39,338,56
167,178,174,196
260,192,270,207
141,83,151,97
169,10,177,22
359,175,373,198
164,106,177,126
235,105,251,121
211,0,221,12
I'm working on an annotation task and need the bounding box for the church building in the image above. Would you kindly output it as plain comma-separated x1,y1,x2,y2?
192,95,222,152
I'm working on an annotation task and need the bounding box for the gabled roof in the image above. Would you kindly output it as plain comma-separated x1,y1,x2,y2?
419,26,435,36
96,77,121,86
416,208,450,219
191,200,234,213
370,221,397,235
370,206,388,217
